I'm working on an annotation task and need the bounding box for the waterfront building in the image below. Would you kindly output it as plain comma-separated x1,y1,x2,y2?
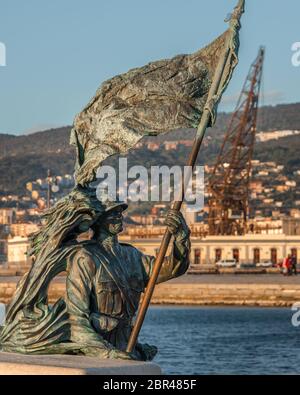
119,234,300,266
10,223,39,238
4,232,300,270
6,236,31,269
0,208,16,225
282,218,300,235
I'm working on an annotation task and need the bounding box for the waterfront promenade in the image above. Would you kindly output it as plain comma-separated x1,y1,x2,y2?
0,273,299,307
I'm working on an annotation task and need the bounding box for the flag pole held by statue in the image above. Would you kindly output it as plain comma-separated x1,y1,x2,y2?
127,0,246,353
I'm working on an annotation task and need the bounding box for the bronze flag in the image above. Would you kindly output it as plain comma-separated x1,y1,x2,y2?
71,0,244,186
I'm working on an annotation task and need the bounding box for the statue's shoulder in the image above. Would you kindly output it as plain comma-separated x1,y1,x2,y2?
119,243,144,265
119,242,135,248
119,242,141,254
69,240,97,254
67,241,98,270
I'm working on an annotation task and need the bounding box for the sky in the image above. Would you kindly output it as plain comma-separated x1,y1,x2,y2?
0,0,299,135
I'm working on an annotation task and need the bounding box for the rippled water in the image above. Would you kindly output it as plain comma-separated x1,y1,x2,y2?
1,305,299,375
139,306,300,375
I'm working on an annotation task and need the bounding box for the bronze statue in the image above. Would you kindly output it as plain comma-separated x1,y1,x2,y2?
65,202,190,360
0,0,244,360
0,190,190,361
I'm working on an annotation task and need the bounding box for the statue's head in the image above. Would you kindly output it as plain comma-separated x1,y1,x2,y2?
92,201,128,237
28,186,105,257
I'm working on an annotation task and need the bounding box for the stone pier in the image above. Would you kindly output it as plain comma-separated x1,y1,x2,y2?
1,274,300,307
0,352,161,375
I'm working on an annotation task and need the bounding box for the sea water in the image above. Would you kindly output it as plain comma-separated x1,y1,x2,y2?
0,305,299,374
139,306,300,375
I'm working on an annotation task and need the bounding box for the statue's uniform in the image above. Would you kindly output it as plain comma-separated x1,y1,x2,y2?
65,235,190,358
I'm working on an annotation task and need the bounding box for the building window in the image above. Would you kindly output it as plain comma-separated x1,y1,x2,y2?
194,249,201,265
271,248,277,265
233,249,239,263
253,248,260,264
215,249,222,263
291,248,297,264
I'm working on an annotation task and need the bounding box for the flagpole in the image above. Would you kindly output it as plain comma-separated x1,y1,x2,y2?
127,0,245,354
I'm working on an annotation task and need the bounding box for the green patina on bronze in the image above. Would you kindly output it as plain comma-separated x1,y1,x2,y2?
0,0,244,360
71,1,244,187
0,193,191,360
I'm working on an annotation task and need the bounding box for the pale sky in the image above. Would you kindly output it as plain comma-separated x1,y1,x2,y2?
0,0,299,135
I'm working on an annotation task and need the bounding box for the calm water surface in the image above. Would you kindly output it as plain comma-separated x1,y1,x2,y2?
1,305,299,375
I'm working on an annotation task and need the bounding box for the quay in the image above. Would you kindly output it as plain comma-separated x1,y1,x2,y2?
1,273,299,307
0,353,161,375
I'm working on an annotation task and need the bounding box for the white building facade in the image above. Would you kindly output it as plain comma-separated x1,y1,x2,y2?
6,233,300,268
7,236,30,267
121,234,300,265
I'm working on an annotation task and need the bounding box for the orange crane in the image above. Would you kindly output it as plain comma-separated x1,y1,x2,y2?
208,47,265,235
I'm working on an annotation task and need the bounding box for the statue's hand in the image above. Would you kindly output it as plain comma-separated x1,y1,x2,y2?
136,343,158,361
165,209,190,240
108,349,138,361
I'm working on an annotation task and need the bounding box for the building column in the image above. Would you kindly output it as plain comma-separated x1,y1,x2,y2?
283,243,287,258
245,245,249,263
206,246,210,265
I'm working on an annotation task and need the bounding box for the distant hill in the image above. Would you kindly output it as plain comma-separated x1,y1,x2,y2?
254,134,300,174
0,126,72,159
0,127,75,194
0,103,300,194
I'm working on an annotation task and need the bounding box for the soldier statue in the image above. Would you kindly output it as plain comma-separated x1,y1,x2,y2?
0,188,190,361
65,201,190,360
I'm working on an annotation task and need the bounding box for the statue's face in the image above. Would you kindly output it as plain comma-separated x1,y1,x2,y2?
101,206,124,235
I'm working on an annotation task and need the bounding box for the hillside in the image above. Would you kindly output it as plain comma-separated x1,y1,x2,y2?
0,103,300,194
